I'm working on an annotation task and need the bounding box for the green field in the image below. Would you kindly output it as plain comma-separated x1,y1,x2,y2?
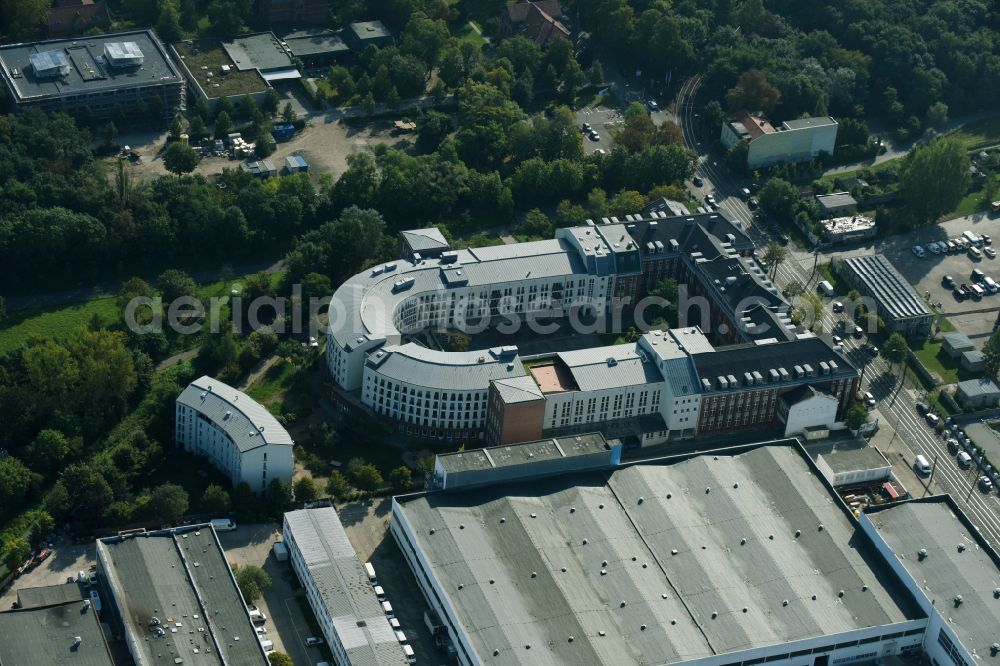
246,358,316,417
0,271,285,356
910,338,960,384
947,116,1000,150
0,297,121,355
452,21,487,47
172,40,268,98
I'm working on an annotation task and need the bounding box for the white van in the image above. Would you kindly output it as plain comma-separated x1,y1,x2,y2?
395,630,408,644
985,276,999,293
248,609,266,624
403,644,416,664
970,283,986,299
969,246,983,260
913,455,932,476
957,451,973,468
364,562,377,585
382,601,394,619
211,518,237,532
818,280,834,297
374,585,386,601
259,639,274,653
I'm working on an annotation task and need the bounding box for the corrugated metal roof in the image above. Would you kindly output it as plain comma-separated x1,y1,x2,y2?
285,509,408,666
843,254,931,322
176,375,293,452
956,377,1000,398
557,345,663,392
369,343,524,391
492,375,544,404
394,445,919,665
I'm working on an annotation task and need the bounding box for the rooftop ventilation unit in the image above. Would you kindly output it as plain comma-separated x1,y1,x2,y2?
829,360,839,372
778,367,790,381
717,376,729,389
744,372,754,386
794,365,804,378
607,357,618,367
104,41,144,68
701,378,712,391
726,374,737,387
803,364,814,377
29,50,71,78
819,361,830,375
769,368,780,383
440,251,458,264
752,371,763,384
669,239,680,251
654,241,664,253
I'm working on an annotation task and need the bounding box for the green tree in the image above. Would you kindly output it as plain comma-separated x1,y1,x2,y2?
214,110,233,139
234,564,271,603
268,653,294,666
352,464,383,491
189,115,207,140
390,466,412,491
266,478,293,514
649,278,679,328
0,295,5,324
899,138,970,224
0,0,49,39
3,537,30,571
983,329,1000,378
180,0,198,31
149,483,189,525
156,1,184,42
282,102,296,123
163,141,200,175
846,403,869,431
608,190,646,218
758,178,800,223
25,429,80,475
363,92,377,117
327,471,349,499
61,464,113,527
0,456,39,513
762,241,787,278
157,269,197,303
882,332,909,381
103,121,119,149
293,475,321,503
725,69,781,113
201,484,232,515
262,89,280,117
521,209,553,237
925,102,949,129
28,511,56,546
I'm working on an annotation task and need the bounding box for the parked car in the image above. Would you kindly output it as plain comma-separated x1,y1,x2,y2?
581,122,592,132
863,391,876,408
705,194,717,206
748,196,759,209
947,438,960,454
588,130,600,141
926,413,940,426
969,246,983,260
693,176,704,187
972,268,985,282
979,475,994,492
306,637,324,647
915,402,930,415
984,234,993,245
853,325,864,339
928,241,942,254
942,275,954,287
987,247,997,259
912,245,926,257
832,301,844,313
647,100,659,111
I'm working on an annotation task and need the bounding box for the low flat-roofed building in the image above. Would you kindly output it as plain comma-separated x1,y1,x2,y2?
942,331,974,358
955,377,1000,409
222,32,299,83
283,508,409,665
96,525,268,666
816,444,892,487
841,254,932,338
0,599,114,666
16,581,84,609
0,29,183,121
283,29,348,70
862,497,1000,665
344,21,393,49
392,442,925,666
175,375,294,495
432,432,620,490
820,215,875,244
816,191,858,217
960,349,985,373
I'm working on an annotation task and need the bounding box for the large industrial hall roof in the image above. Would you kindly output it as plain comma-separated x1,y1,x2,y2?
393,445,921,665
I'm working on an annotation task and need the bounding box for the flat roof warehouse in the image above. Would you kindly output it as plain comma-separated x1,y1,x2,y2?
392,443,926,665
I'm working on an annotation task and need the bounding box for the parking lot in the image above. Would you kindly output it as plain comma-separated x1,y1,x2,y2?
0,540,94,610
576,106,620,155
828,213,1000,346
338,499,440,664
215,523,332,666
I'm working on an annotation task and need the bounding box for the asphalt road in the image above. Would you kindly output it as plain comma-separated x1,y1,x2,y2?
674,75,1000,547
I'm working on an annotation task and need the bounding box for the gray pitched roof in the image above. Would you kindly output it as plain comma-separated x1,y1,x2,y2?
400,227,449,253
557,345,663,392
957,377,1000,397
285,509,408,666
867,498,1000,658
843,254,931,322
942,332,973,349
177,375,293,452
492,375,544,404
395,445,918,665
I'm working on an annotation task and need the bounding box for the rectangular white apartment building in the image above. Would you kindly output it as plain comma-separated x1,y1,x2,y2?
175,375,293,495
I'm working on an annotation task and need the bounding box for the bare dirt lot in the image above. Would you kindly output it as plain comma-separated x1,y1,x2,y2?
117,118,416,183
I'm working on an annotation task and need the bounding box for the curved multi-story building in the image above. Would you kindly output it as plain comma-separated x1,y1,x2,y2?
175,375,294,494
328,213,858,446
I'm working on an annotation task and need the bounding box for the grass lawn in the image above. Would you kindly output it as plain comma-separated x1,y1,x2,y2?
947,116,1000,150
452,21,486,47
0,270,285,356
172,40,268,98
817,263,847,295
910,338,960,384
246,357,316,418
0,296,121,355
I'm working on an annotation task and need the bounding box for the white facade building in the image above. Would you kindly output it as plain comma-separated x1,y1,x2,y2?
175,375,293,495
283,508,408,666
721,111,838,169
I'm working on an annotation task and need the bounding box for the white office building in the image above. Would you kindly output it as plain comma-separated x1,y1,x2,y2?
283,508,409,666
175,375,293,495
